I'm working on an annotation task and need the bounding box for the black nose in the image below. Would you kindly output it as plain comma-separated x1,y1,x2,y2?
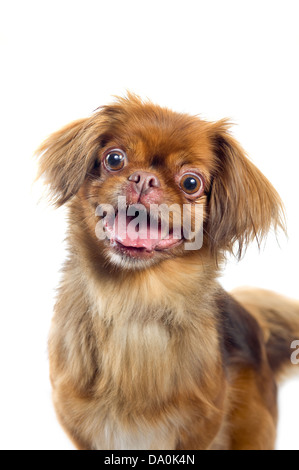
128,171,161,195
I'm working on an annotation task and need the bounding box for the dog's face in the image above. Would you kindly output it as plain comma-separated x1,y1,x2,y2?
37,95,284,271
77,103,216,269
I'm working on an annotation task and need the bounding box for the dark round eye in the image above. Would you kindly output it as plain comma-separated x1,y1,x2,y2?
104,149,126,171
180,173,204,196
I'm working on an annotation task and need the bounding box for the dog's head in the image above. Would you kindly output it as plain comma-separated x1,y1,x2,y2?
37,94,284,270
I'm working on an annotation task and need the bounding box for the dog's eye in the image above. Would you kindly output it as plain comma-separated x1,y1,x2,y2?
180,173,204,197
104,149,126,171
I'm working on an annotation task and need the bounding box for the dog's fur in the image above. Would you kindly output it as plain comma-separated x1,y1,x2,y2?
37,94,299,450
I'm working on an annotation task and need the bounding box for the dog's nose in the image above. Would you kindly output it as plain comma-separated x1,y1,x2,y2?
128,171,161,195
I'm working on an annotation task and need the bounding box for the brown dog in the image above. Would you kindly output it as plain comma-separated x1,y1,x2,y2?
37,94,299,450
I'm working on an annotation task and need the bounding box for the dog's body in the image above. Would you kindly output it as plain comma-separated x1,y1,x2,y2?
37,95,299,450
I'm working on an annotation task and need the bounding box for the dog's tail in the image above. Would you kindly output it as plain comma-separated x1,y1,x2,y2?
231,288,299,382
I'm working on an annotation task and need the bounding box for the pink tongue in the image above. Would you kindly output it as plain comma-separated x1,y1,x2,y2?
113,213,162,251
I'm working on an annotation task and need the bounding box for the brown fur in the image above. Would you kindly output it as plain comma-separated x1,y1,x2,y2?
37,94,299,450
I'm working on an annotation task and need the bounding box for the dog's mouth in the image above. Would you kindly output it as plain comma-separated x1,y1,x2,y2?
103,207,184,259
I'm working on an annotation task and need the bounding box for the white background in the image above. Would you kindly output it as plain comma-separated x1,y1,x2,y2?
0,0,298,450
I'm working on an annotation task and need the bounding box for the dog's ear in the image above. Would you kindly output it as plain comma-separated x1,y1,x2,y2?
36,118,100,206
206,121,285,258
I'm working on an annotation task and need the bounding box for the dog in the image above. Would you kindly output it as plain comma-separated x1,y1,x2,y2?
37,94,299,450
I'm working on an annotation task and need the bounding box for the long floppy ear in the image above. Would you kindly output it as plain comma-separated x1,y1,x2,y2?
206,121,285,258
35,118,99,206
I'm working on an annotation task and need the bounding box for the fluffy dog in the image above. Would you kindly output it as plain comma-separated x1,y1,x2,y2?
37,94,299,450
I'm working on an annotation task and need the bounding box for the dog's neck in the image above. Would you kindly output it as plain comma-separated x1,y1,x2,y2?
70,243,219,322
57,236,224,416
